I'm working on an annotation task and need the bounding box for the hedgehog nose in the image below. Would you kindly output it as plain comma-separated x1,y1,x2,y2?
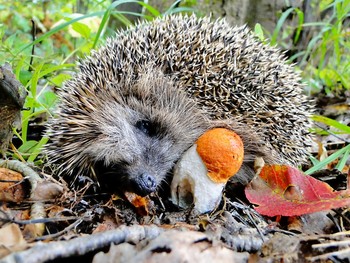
133,172,157,196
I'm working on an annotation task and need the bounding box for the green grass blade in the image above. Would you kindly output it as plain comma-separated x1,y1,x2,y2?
335,147,350,171
137,2,160,17
302,22,330,27
112,13,134,28
293,8,304,44
163,0,182,16
312,115,350,134
21,63,43,143
12,128,23,143
309,155,320,166
93,0,144,48
305,144,350,174
271,7,295,46
165,7,194,15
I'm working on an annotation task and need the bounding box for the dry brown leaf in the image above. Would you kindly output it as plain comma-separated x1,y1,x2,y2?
22,224,42,240
93,215,119,233
0,167,26,202
261,232,300,261
46,205,66,218
287,216,302,233
0,223,27,258
30,180,64,201
124,192,151,216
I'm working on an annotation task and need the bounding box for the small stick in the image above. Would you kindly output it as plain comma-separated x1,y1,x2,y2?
0,224,163,263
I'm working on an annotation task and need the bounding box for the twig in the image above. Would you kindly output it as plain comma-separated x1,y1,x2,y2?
0,224,163,263
34,219,83,241
308,247,350,261
312,239,350,248
244,208,265,242
0,209,80,225
10,143,26,163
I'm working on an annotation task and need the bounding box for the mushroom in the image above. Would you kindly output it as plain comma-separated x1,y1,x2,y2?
171,128,244,214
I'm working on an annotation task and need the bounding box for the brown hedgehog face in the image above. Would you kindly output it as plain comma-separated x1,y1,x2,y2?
90,74,207,196
49,67,208,196
93,118,180,196
91,114,181,196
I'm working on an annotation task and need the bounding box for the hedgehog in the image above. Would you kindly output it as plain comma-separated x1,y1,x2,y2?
45,15,313,197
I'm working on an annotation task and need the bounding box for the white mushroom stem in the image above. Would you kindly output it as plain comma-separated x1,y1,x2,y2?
171,145,225,214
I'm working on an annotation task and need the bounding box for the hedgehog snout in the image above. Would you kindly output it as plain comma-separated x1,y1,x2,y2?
93,157,164,196
129,172,158,196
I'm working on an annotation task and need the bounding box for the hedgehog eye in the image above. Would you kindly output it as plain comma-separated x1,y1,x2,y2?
135,120,157,137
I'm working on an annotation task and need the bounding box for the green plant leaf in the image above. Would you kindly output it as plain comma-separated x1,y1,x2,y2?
340,74,350,89
163,0,185,15
17,140,38,155
19,70,32,86
319,68,340,87
50,73,71,87
71,22,91,39
39,64,75,79
38,91,58,111
254,23,265,42
27,137,49,163
15,11,105,58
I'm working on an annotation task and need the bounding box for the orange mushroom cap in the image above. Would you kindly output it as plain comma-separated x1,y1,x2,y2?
196,128,244,183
